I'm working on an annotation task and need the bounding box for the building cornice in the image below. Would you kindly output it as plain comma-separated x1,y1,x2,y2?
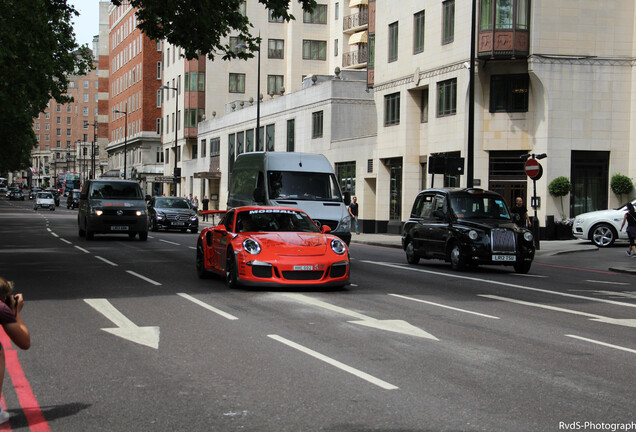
529,54,635,67
373,61,469,92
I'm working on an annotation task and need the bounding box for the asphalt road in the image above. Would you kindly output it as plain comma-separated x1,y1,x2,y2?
0,198,634,432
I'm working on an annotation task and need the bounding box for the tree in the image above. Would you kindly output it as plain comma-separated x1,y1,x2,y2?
610,173,633,204
548,176,572,218
111,0,317,61
0,0,94,172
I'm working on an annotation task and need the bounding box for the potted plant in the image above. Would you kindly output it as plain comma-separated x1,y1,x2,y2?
548,176,573,239
610,174,633,205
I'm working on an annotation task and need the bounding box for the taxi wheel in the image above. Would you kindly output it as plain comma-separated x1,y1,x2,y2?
514,261,532,274
226,250,238,288
405,240,420,265
449,244,466,271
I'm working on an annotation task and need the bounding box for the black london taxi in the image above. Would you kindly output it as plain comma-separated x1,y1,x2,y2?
402,188,535,273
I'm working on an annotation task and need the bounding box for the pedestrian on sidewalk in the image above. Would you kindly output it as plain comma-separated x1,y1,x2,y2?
511,197,531,228
202,195,209,221
348,196,360,234
192,196,199,213
0,277,30,424
620,202,636,256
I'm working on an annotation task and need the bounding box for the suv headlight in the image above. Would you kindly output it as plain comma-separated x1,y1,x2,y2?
331,239,347,255
243,238,261,255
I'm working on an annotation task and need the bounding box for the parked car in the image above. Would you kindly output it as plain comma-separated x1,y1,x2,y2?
45,188,60,206
67,189,81,209
33,191,56,211
8,189,25,201
78,179,148,241
147,196,198,233
402,188,535,273
572,199,636,247
196,206,349,288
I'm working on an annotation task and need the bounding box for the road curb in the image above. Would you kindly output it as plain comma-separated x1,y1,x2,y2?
608,266,636,275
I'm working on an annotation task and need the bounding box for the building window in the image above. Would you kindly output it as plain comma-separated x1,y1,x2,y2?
83,94,89,103
302,40,327,60
201,139,206,157
245,129,254,152
334,39,338,56
56,116,61,124
229,36,245,53
336,161,356,195
420,88,429,123
229,73,245,93
83,80,89,89
185,72,205,91
191,143,198,159
266,124,275,151
210,137,220,156
268,39,284,59
442,0,455,44
286,119,295,152
303,4,327,24
156,118,162,134
414,10,425,54
437,79,456,116
388,21,398,62
157,61,162,79
236,131,244,154
490,74,529,113
267,75,284,95
312,111,323,139
335,2,339,20
156,90,162,107
268,10,284,22
384,92,400,126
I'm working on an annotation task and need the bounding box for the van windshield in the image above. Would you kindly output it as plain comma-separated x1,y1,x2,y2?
90,182,143,200
267,171,343,202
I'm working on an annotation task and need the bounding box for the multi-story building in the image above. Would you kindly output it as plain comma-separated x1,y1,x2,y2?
106,2,163,195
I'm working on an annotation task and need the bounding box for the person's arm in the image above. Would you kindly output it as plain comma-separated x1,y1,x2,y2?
621,213,628,230
4,294,30,350
348,206,354,217
525,211,532,227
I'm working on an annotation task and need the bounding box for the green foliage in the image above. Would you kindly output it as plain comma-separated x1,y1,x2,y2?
610,174,633,202
111,0,317,61
0,0,94,172
548,176,572,197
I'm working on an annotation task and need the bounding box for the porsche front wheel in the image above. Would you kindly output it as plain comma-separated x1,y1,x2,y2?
196,242,212,279
226,250,238,288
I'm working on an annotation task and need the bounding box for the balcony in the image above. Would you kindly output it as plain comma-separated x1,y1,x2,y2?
477,0,529,59
342,46,369,68
343,8,368,33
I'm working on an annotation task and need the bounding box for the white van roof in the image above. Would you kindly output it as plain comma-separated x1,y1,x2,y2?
234,152,333,173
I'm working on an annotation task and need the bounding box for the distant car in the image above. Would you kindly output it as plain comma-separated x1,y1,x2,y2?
67,189,81,209
45,188,60,206
34,192,55,211
572,199,636,247
29,188,41,199
196,206,349,288
402,188,535,273
0,186,7,196
147,196,198,233
8,189,25,201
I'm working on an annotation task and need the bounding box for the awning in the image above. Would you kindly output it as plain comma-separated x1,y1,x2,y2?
348,31,368,45
349,0,368,7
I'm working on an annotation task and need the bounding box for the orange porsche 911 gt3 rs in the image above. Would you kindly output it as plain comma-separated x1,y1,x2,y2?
196,206,350,288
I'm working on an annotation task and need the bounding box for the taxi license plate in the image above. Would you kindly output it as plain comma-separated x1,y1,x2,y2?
110,226,129,231
293,265,313,271
492,254,515,262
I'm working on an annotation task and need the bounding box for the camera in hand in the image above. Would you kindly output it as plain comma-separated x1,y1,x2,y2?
4,295,17,307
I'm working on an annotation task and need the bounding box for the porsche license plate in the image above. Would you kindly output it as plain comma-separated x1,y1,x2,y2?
110,225,129,231
492,254,516,262
293,265,313,271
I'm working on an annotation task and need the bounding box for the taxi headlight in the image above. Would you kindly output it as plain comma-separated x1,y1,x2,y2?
331,239,347,255
468,230,479,240
243,238,261,255
524,231,534,242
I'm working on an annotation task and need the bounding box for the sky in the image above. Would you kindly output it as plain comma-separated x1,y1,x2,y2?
68,0,101,48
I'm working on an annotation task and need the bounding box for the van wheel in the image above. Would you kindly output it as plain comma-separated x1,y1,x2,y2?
139,231,148,241
86,230,94,240
405,240,420,265
128,233,137,239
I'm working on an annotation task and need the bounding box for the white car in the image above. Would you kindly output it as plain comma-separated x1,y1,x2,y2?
572,199,636,247
34,192,56,211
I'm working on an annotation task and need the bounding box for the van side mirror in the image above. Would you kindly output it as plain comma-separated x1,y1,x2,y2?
343,192,351,206
253,187,265,203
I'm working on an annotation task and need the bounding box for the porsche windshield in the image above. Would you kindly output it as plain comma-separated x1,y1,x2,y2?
236,209,320,233
450,194,512,221
267,171,343,202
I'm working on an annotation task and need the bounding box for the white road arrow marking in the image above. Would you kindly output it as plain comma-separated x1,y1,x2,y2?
480,295,636,328
84,299,160,349
282,293,437,340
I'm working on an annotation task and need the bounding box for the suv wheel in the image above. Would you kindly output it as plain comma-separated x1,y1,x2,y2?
590,223,616,247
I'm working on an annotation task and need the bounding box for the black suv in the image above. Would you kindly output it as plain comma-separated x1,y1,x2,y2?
402,188,535,273
147,196,198,233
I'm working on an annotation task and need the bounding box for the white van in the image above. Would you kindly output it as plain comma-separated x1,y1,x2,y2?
228,152,352,244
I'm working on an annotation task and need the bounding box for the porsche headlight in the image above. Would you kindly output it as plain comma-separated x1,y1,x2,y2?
331,239,347,255
524,231,534,242
468,230,479,240
243,238,261,255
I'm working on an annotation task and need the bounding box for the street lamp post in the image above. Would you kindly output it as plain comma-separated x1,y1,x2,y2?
160,84,179,196
114,103,128,180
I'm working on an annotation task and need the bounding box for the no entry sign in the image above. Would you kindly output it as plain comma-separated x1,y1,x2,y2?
524,158,542,180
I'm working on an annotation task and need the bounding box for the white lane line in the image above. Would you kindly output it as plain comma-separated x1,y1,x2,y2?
585,280,630,286
268,334,398,390
51,232,59,238
74,246,90,253
177,293,238,320
60,238,72,245
95,256,118,266
566,335,636,355
513,274,547,278
363,260,636,309
188,246,196,250
126,270,162,286
390,294,499,319
46,228,52,232
159,239,180,246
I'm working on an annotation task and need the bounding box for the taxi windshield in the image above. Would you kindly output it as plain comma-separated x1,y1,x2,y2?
450,195,511,220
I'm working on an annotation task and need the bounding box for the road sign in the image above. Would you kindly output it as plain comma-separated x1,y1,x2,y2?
524,158,542,180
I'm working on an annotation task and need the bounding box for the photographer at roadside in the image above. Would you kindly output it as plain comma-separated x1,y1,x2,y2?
0,277,31,424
